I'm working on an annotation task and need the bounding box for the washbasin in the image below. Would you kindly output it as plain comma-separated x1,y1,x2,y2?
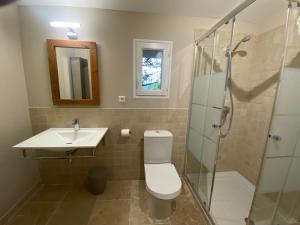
14,128,108,151
56,130,96,143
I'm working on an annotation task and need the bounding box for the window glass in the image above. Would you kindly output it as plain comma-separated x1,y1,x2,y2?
133,39,172,98
142,49,163,91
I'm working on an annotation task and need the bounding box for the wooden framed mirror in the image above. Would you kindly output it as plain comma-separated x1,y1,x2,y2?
47,39,99,105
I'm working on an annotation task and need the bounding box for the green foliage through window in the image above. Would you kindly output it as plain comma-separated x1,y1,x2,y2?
142,49,163,90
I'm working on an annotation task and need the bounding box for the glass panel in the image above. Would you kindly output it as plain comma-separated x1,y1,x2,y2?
272,156,300,225
141,49,163,91
249,2,300,225
186,22,233,213
186,33,215,210
199,34,214,76
271,4,300,225
206,21,247,225
250,157,292,225
186,45,204,196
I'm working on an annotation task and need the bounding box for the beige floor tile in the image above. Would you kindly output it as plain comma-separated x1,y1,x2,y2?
6,202,58,225
130,223,171,225
170,196,206,225
130,181,172,225
130,180,147,199
88,199,130,225
5,180,206,225
30,185,70,202
129,197,154,225
97,180,132,200
47,188,97,225
129,196,173,225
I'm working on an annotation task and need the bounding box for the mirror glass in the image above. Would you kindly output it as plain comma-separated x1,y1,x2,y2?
56,47,92,100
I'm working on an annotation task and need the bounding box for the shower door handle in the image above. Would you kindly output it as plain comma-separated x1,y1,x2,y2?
268,134,281,141
212,124,221,129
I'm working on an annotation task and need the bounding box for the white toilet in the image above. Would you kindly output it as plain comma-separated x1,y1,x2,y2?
144,130,182,218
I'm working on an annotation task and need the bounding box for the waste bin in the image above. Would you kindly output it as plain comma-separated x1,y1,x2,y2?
87,167,107,195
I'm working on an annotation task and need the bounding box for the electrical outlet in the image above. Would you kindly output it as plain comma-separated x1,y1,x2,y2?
118,96,126,103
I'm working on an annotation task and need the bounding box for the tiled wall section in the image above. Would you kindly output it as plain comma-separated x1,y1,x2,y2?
218,26,284,184
29,108,188,185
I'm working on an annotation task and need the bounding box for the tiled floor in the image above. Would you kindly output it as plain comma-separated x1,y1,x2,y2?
4,180,207,225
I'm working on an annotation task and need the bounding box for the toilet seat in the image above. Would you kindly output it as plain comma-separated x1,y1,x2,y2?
144,163,182,200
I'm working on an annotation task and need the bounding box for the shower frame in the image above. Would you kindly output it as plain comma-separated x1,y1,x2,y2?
184,0,299,225
195,0,255,45
183,0,256,224
247,1,299,224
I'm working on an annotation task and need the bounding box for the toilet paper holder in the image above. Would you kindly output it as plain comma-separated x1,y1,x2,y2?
121,129,131,137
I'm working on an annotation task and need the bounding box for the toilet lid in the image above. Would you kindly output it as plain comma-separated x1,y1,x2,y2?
144,163,182,200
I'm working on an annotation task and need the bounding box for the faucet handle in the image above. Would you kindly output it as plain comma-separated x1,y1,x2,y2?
212,124,221,129
72,118,79,125
268,134,281,141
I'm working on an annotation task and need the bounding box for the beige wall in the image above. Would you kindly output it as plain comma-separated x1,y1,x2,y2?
191,15,286,185
17,5,268,186
0,4,39,219
217,24,285,184
29,108,188,184
18,6,221,108
17,6,213,184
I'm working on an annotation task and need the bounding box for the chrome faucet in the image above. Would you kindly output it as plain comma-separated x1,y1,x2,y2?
72,118,80,131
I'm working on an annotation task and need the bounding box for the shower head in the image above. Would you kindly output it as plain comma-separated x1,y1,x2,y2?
225,34,251,57
241,34,251,42
232,35,251,52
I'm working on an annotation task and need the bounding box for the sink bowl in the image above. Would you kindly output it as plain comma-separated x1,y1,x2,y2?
56,130,96,143
13,128,108,151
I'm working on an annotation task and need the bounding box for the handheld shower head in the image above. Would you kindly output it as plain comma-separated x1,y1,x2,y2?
232,35,251,52
221,34,251,137
225,34,251,57
241,35,251,42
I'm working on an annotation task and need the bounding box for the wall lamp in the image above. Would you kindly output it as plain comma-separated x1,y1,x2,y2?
50,21,81,40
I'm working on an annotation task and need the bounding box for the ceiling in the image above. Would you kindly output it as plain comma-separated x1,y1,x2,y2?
18,0,287,25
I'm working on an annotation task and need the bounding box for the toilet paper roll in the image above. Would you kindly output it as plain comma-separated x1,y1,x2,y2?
121,129,131,137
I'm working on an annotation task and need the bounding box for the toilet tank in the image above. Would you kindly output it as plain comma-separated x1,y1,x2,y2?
144,130,173,164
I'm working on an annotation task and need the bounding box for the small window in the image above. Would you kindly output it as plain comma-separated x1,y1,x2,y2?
133,39,172,98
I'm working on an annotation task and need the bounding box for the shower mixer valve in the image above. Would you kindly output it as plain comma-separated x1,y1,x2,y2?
268,134,281,141
212,124,221,128
211,106,231,129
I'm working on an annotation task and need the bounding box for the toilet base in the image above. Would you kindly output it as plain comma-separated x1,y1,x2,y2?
146,193,176,220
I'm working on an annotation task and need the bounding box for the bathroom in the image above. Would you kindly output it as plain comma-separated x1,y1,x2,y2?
0,0,299,224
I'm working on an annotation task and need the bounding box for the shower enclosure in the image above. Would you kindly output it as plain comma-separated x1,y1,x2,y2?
184,0,300,225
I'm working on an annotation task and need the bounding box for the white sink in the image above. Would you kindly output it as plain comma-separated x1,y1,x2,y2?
13,128,108,151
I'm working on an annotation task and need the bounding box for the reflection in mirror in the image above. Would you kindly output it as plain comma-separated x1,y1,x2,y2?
56,47,92,100
47,39,99,105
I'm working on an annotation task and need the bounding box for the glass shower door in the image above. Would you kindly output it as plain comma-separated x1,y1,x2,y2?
248,2,300,225
186,33,215,210
185,19,234,212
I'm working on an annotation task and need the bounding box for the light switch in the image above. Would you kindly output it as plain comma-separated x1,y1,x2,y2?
118,96,126,103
